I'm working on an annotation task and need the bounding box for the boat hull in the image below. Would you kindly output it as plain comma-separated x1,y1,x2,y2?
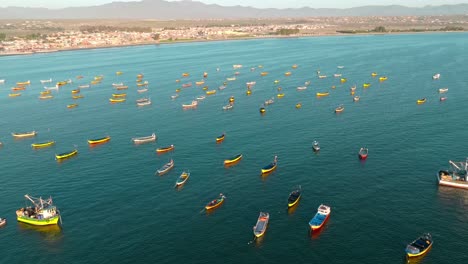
309,213,330,231
32,141,55,149
55,150,78,160
205,198,224,210
17,215,59,226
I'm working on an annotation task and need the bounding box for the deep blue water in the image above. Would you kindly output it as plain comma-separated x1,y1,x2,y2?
0,33,467,263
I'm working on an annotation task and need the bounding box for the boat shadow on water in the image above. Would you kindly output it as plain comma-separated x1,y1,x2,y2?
17,222,63,243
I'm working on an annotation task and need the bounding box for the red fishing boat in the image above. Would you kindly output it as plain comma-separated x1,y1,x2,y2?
359,147,368,160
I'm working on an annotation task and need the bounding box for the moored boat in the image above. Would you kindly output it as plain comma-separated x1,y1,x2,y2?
358,147,368,160
67,103,78,109
353,96,360,102
11,87,26,91
175,171,190,187
224,154,243,166
288,186,302,208
285,71,292,76
371,72,378,77
438,88,448,93
277,93,285,98
112,93,127,98
363,83,371,88
206,90,217,95
12,131,37,138
296,86,307,91
132,133,156,144
157,159,174,176
182,82,192,88
379,76,388,81
182,100,198,109
295,103,302,109
39,95,53,100
222,104,233,110
71,89,80,94
16,80,31,86
316,92,329,97
334,73,342,77
156,144,174,153
16,194,60,226
55,149,78,160
115,85,128,90
260,72,269,76
440,97,447,101
216,133,225,143
341,78,347,83
72,95,84,99
259,107,266,114
309,204,331,231
312,141,320,152
137,88,148,93
9,93,22,97
253,212,269,238
109,98,126,103
0,218,6,227
335,105,344,113
432,73,440,80
31,141,55,149
417,98,426,104
438,159,468,189
405,233,433,258
88,136,111,145
261,155,278,175
205,194,226,210
40,90,51,95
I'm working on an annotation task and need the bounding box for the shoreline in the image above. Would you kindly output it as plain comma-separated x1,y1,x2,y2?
0,30,465,57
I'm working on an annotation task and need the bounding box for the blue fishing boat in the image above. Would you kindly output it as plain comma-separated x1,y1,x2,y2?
261,155,277,175
309,204,331,231
405,233,433,258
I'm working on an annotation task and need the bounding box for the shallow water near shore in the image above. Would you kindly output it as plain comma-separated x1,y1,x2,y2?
0,32,467,264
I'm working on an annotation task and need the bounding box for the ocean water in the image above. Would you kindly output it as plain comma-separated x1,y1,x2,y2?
0,33,467,264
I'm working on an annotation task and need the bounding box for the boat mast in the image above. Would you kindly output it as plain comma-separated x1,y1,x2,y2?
449,160,461,170
24,194,40,208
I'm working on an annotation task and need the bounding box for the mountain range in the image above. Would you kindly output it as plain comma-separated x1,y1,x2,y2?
1,0,468,19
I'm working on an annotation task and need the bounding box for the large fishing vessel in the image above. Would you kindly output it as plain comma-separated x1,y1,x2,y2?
438,159,468,189
16,194,61,226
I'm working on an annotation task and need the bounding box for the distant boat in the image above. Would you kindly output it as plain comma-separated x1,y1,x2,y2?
206,90,217,95
11,87,26,91
132,133,156,144
109,98,125,103
309,204,331,231
196,95,206,101
297,86,307,91
195,81,205,86
156,145,174,153
226,77,236,81
264,98,274,105
112,93,126,98
216,133,225,143
438,88,448,93
417,98,426,104
55,149,78,160
137,99,152,107
40,90,51,96
222,104,233,110
67,104,78,109
171,94,179,99
72,95,84,99
0,218,6,227
9,93,21,97
312,141,320,152
182,82,192,88
16,194,60,226
175,171,190,187
277,93,285,98
358,147,368,160
71,89,80,94
340,78,347,83
137,88,148,93
39,95,53,100
337,66,344,69
31,141,55,149
353,96,360,102
292,64,298,69
432,73,440,80
437,159,468,189
295,103,302,109
405,233,433,259
44,85,59,91
253,212,269,238
284,71,292,76
261,155,278,175
78,85,90,89
379,76,388,82
157,159,174,176
288,186,302,208
371,72,378,77
232,64,243,69
112,82,124,87
40,78,52,84
318,75,327,79
205,193,226,210
12,131,37,138
260,72,269,76
88,136,111,146
182,100,198,109
440,97,447,101
259,107,266,114
0,79,5,84
333,73,342,77
363,83,371,88
224,154,243,166
316,92,329,97
115,85,128,90
16,80,30,86
335,105,345,113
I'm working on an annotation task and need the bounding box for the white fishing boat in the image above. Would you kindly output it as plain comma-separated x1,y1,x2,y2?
136,98,149,103
439,88,448,93
137,99,152,107
171,94,179,99
318,75,327,79
137,88,148,93
132,133,156,144
433,73,441,80
112,82,123,87
438,159,468,189
226,77,236,81
297,86,307,91
0,79,5,84
196,95,206,101
222,104,233,110
333,73,342,77
156,159,174,176
246,81,256,87
337,66,345,69
253,212,269,238
40,78,52,84
233,64,243,69
78,84,90,89
44,85,59,91
182,100,198,109
218,85,226,90
264,98,274,105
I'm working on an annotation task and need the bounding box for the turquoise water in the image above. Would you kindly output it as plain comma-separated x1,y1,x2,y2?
0,33,467,263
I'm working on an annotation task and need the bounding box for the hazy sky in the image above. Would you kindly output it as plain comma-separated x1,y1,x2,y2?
1,0,467,9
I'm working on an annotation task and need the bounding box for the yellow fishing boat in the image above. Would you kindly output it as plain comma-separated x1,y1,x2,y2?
284,71,292,76
274,80,280,84
341,78,347,83
379,76,388,81
296,103,302,109
55,149,78,160
109,98,126,103
182,73,190,77
40,90,51,95
71,89,80,94
206,90,217,95
371,72,378,77
112,93,127,98
224,154,243,166
260,72,269,76
195,81,205,86
292,64,298,69
90,80,100,85
277,93,285,98
9,93,21,97
88,136,111,145
72,95,84,99
56,81,68,86
39,95,53,100
116,71,123,75
363,83,371,88
417,98,427,104
31,141,55,149
16,80,30,86
12,131,37,138
246,90,252,95
316,92,330,97
16,194,60,226
67,104,78,109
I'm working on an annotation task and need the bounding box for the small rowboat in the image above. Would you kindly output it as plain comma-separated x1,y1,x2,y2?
39,95,53,100
379,76,388,81
438,88,448,93
55,149,78,160
312,140,320,152
260,72,269,76
405,233,433,258
116,86,128,90
205,194,226,210
9,93,22,97
88,136,111,145
216,133,225,143
224,154,243,166
156,144,174,153
71,89,80,94
341,78,347,83
31,141,55,149
359,147,368,160
11,87,26,91
137,99,151,107
132,133,156,144
16,80,30,86
195,81,205,86
417,98,426,104
333,73,342,77
277,93,285,98
72,95,84,99
137,88,148,93
296,86,307,91
253,212,269,238
78,85,90,89
432,73,440,80
363,83,371,88
222,104,233,110
285,71,292,76
0,218,6,228
109,98,126,103
259,107,266,114
137,81,149,87
182,82,192,88
440,97,447,101
261,155,278,175
182,73,190,77
309,204,331,231
12,131,36,138
116,71,123,75
112,93,127,98
40,90,51,96
137,74,144,78
206,90,217,95
156,159,174,176
40,78,52,84
316,92,329,97
175,171,190,187
67,104,78,109
371,72,378,77
226,77,236,81
182,101,198,109
90,80,101,85
292,64,298,69
295,103,302,109
335,105,344,113
288,186,302,208
353,96,360,102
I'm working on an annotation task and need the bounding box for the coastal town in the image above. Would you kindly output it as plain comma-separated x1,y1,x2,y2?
0,15,466,55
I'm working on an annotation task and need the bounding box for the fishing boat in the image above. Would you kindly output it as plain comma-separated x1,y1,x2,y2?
0,218,6,227
182,83,192,88
260,107,266,114
309,204,331,231
292,64,298,69
233,64,243,69
277,93,285,98
182,100,198,109
11,87,26,91
261,156,278,175
224,154,243,166
112,93,127,98
16,194,60,226
112,82,124,87
260,72,269,76
156,145,174,153
337,66,344,69
182,73,190,77
334,73,342,77
405,233,433,258
109,98,126,103
132,133,156,144
12,131,37,138
90,80,101,85
156,159,174,176
76,75,84,79
226,77,236,81
196,95,206,101
171,94,179,99
137,98,152,107
318,75,327,79
417,98,426,104
371,72,378,77
115,86,128,90
335,105,345,113
218,85,226,90
175,171,190,187
31,141,55,149
253,212,269,238
9,93,21,97
229,96,235,103
353,96,360,102
264,98,274,105
137,74,144,78
137,88,148,93
341,78,347,83
285,72,292,76
438,88,448,93
274,80,280,84
432,73,440,80
222,104,233,110
56,81,68,86
246,81,256,87
440,97,447,101
16,80,30,86
216,133,225,143
297,86,307,91
363,83,371,88
295,103,302,109
0,79,5,84
55,149,78,160
203,72,208,78
72,95,84,99
205,193,226,210
288,186,302,208
358,147,368,160
316,92,329,97
195,81,205,86
137,81,149,87
71,89,80,94
44,85,59,91
379,76,388,81
206,90,217,95
39,95,53,100
246,89,252,95
438,159,468,189
40,90,51,96
78,85,90,89
116,71,123,75
67,104,78,109
312,141,320,152
88,136,111,145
